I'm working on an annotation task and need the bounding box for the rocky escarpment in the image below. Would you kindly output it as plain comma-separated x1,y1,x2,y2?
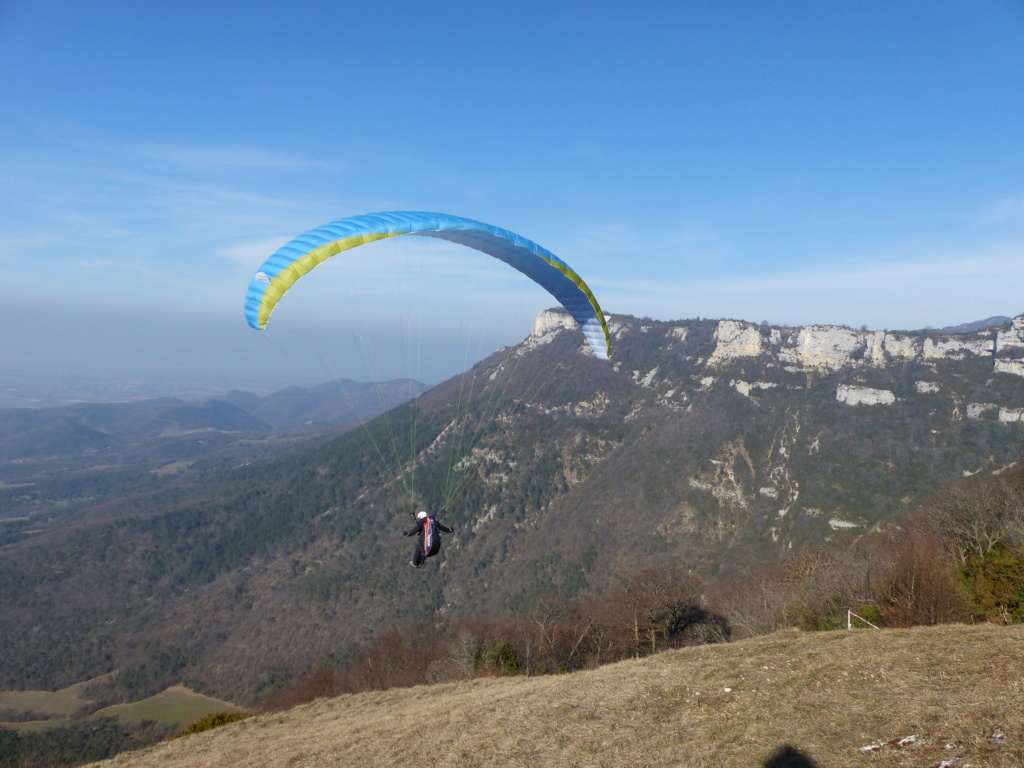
694,315,1024,420
533,310,1024,422
533,309,1024,375
702,315,1024,373
522,309,1024,562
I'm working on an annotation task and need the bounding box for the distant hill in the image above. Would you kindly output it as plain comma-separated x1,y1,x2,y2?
0,418,119,460
0,378,429,465
2,311,1023,707
227,378,427,431
150,401,268,434
931,315,1013,334
80,623,1024,768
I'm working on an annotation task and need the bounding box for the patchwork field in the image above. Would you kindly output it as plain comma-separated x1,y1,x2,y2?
0,675,108,731
0,679,238,734
94,685,240,727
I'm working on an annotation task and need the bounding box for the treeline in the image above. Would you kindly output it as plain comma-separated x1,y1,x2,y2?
0,718,169,768
259,564,728,712
261,460,1024,712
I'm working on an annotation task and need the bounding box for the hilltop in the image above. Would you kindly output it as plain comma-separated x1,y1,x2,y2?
88,623,1024,768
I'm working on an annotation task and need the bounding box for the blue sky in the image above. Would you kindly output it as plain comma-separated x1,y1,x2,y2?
3,1,1024,396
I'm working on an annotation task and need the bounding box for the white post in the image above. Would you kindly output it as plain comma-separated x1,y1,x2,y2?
847,610,881,630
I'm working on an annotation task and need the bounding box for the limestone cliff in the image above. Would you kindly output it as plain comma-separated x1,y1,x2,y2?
701,317,1012,372
528,309,1024,422
517,309,1024,576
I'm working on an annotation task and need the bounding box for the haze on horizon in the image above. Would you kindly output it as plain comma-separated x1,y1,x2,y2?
2,1,1023,403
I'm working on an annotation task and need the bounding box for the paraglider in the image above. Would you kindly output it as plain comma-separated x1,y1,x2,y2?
243,211,611,570
403,510,453,568
244,211,611,360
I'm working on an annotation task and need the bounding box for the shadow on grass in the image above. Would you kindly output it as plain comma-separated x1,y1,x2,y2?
763,744,818,767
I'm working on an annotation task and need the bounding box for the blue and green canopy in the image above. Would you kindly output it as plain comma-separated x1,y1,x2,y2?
244,211,611,359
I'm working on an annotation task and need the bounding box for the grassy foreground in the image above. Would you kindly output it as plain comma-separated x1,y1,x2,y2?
89,623,1023,768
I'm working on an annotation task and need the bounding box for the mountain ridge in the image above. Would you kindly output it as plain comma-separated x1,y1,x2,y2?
2,310,1023,705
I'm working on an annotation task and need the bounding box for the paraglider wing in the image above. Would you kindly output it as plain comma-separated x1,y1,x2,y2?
243,211,611,359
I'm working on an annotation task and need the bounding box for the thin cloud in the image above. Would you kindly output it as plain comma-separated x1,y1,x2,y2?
597,247,1024,329
985,193,1024,225
552,218,729,271
216,236,294,266
127,141,336,170
0,141,338,265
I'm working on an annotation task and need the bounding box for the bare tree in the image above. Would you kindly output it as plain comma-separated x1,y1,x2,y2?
929,474,1024,564
878,526,971,626
602,565,720,656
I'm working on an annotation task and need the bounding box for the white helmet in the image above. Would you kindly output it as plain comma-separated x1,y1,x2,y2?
416,510,428,519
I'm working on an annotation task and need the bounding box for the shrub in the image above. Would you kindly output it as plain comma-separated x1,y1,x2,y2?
174,710,250,738
962,543,1024,622
473,642,520,676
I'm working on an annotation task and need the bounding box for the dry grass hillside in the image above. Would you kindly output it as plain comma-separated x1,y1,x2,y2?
89,623,1023,768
